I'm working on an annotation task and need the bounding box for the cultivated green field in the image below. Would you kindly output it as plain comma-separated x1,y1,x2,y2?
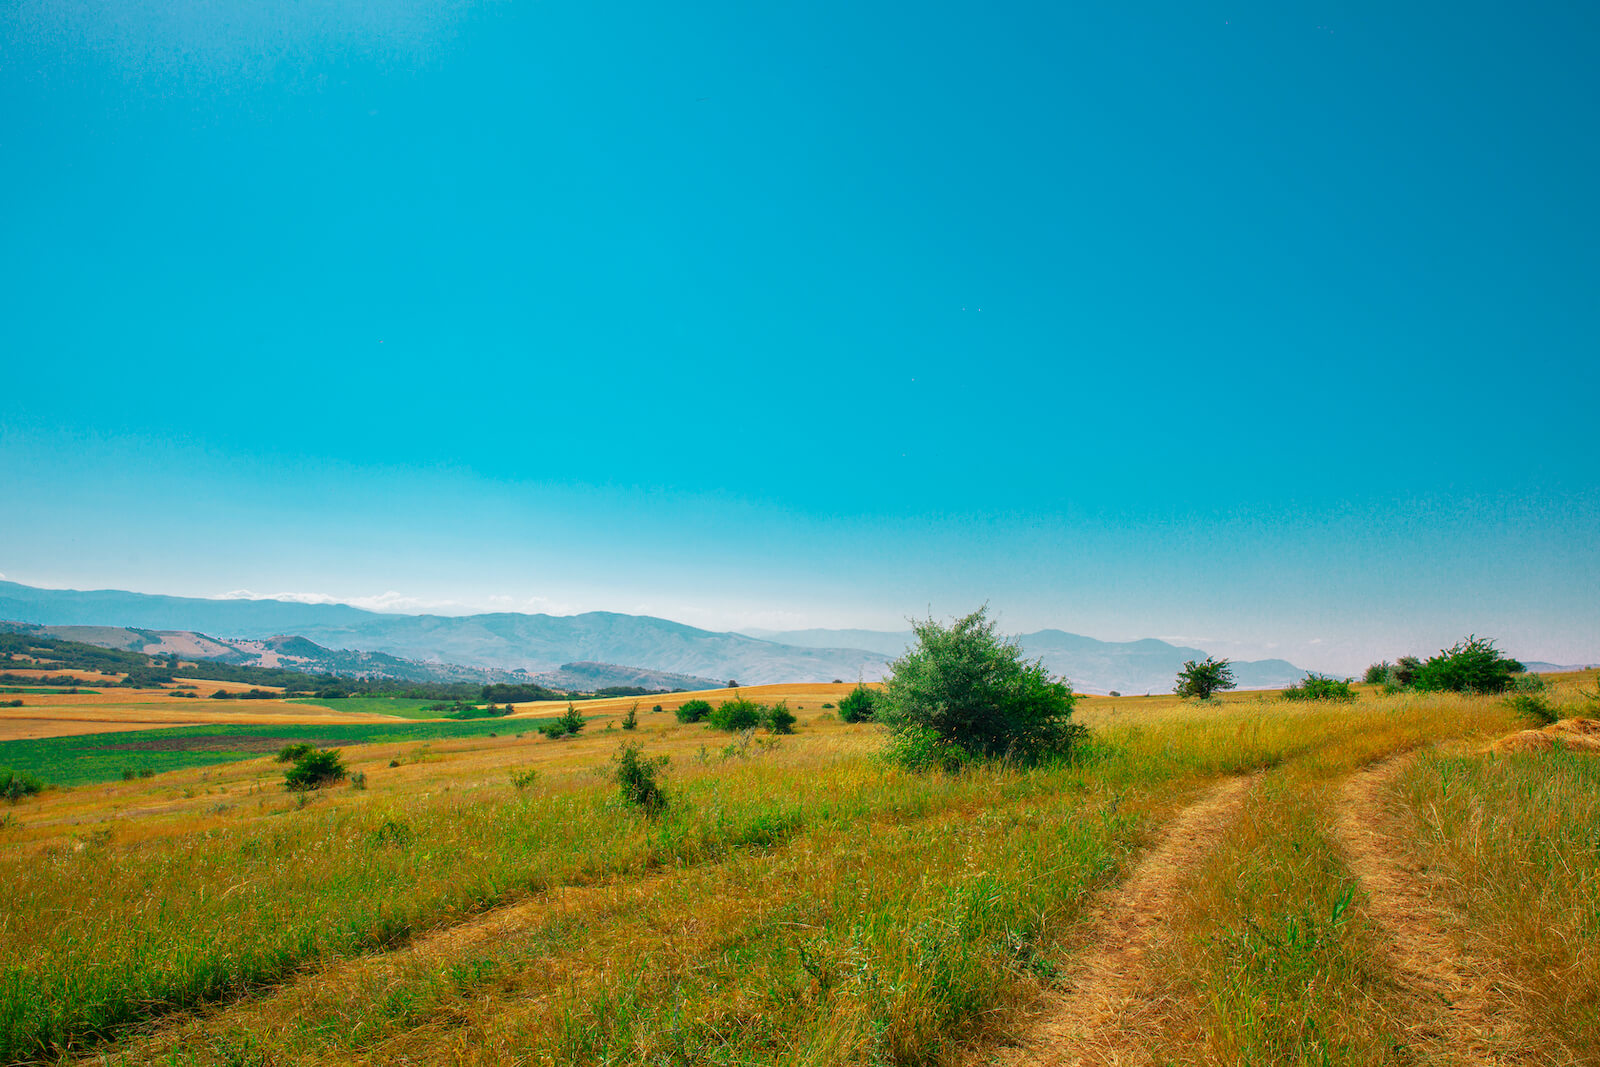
0,716,557,787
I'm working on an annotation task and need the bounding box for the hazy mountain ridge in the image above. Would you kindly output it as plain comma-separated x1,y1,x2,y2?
2,581,1316,692
0,582,890,685
0,621,545,686
747,626,1308,694
532,662,725,692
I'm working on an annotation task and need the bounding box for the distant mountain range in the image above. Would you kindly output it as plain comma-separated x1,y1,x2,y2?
0,580,1312,693
745,627,1309,694
0,581,889,686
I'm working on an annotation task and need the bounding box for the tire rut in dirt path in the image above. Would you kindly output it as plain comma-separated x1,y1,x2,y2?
72,871,676,1066
987,774,1259,1067
1334,755,1564,1066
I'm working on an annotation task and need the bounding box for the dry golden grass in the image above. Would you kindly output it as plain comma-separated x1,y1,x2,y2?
4,678,1595,1066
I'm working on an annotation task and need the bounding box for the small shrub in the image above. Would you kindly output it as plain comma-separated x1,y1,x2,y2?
709,696,763,731
283,749,347,791
611,742,668,813
0,699,22,708
349,771,368,790
388,759,400,768
539,703,586,739
1507,693,1558,725
675,699,712,724
1281,674,1356,702
651,704,663,714
621,703,639,730
1510,673,1548,694
764,700,796,734
0,769,44,803
838,684,878,723
821,702,834,709
510,768,539,790
275,743,316,764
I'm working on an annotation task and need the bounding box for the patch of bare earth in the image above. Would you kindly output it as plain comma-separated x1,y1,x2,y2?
986,774,1257,1067
1334,756,1570,1066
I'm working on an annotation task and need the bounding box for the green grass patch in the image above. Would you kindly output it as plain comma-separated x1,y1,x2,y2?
285,696,451,720
0,687,100,694
0,718,552,787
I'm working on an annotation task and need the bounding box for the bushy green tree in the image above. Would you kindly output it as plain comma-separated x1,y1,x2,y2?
621,703,639,730
764,700,796,734
1412,636,1524,694
709,696,763,731
877,608,1085,769
838,683,878,723
283,748,347,791
1174,657,1235,700
1281,674,1356,702
674,698,712,723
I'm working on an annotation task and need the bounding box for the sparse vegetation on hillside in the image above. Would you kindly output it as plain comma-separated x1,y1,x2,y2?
878,607,1084,769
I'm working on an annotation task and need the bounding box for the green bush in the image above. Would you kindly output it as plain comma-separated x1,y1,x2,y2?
1281,674,1356,702
709,697,763,731
878,607,1085,767
1412,636,1524,694
1506,693,1558,726
621,703,639,730
0,768,43,803
838,684,878,723
1174,657,1235,700
283,749,347,791
1510,673,1548,694
674,699,713,724
764,700,796,734
509,768,539,790
651,704,663,714
611,742,668,813
275,743,316,764
538,704,587,739
1375,655,1424,691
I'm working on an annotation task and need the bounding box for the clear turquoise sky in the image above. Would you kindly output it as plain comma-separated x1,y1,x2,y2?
2,1,1596,673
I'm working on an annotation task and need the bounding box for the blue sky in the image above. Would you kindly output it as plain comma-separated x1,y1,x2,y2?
2,0,1596,673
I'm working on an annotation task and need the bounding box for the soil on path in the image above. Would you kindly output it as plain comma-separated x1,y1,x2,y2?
988,774,1258,1067
1334,756,1569,1066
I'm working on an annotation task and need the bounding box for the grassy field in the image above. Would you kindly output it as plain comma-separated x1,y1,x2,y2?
0,676,1594,1065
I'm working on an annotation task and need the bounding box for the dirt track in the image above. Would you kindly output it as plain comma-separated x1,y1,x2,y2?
991,774,1258,1066
1334,756,1567,1066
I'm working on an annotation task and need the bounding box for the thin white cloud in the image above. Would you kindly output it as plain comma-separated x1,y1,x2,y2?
210,589,461,614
